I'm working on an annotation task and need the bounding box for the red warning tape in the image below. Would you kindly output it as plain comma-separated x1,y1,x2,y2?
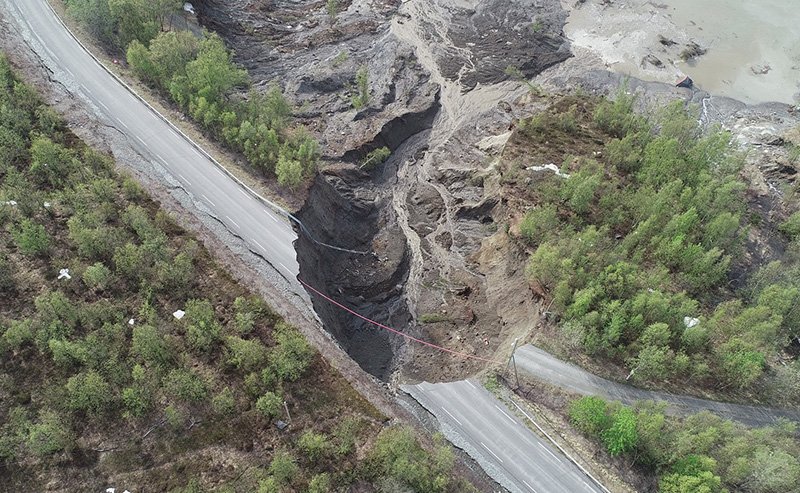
298,278,504,366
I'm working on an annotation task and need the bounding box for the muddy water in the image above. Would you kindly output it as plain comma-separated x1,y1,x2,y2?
667,0,800,104
565,0,800,105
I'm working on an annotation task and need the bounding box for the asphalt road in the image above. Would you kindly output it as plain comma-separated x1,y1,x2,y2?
515,345,800,427
3,0,300,284
403,380,606,493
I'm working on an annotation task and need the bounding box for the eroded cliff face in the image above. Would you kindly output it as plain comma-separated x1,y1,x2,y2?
191,0,573,378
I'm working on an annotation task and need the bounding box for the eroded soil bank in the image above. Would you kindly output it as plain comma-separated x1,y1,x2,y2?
195,0,800,387
193,0,571,378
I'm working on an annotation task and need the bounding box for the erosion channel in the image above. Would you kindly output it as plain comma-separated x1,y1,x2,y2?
194,0,571,379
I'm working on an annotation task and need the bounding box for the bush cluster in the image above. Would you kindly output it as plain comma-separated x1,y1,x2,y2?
569,396,800,492
520,94,800,394
65,0,319,189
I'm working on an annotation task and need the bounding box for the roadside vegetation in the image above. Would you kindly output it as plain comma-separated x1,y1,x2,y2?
0,55,472,492
508,92,800,403
569,396,800,492
63,0,319,189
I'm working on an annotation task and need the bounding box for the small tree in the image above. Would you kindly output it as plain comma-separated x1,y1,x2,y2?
519,205,559,245
351,65,370,110
326,0,339,25
224,336,268,372
131,325,173,368
275,153,304,189
255,391,283,419
26,410,72,457
308,473,331,493
298,430,329,462
82,262,112,290
269,449,298,485
164,368,208,403
269,322,314,382
66,370,112,415
602,407,638,456
211,387,236,416
184,298,221,353
12,219,51,257
568,396,610,436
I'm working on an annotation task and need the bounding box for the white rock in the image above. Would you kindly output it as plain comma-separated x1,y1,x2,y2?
106,488,115,493
58,268,72,280
683,316,700,328
3,200,17,206
527,163,570,178
44,202,51,208
128,319,135,326
173,309,186,320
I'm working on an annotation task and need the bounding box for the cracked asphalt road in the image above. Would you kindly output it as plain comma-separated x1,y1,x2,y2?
515,345,800,427
403,380,607,493
4,0,301,288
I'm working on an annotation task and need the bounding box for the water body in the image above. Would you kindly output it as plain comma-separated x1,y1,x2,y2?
564,0,800,105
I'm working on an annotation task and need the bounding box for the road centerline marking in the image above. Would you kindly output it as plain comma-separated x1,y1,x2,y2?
278,262,292,274
494,404,516,425
480,442,504,463
441,407,463,426
177,173,191,186
238,188,250,199
225,215,240,229
201,194,216,207
251,238,267,252
116,118,129,129
522,480,539,492
465,381,477,389
539,443,558,461
136,135,149,147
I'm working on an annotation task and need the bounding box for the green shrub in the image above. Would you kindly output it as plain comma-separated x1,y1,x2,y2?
211,387,237,416
122,385,152,418
224,336,267,372
351,65,370,110
269,323,313,382
298,430,329,461
26,410,71,457
184,299,221,353
361,146,391,170
593,87,645,138
255,391,283,419
2,319,33,350
275,153,303,189
164,368,208,403
49,338,90,369
568,396,610,436
780,211,800,240
131,325,173,367
519,205,559,245
308,473,331,493
82,262,112,290
66,370,112,415
367,426,455,493
268,449,298,485
12,219,51,257
419,313,449,324
602,407,638,456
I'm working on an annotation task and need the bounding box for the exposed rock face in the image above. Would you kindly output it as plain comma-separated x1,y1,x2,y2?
295,166,410,378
